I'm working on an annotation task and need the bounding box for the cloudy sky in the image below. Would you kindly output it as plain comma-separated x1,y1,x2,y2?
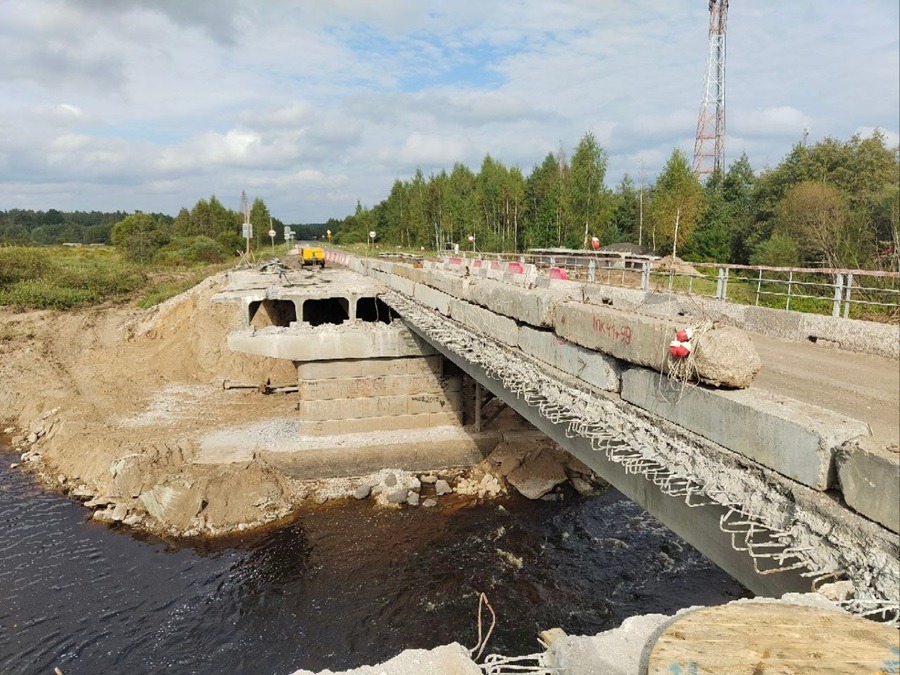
1,1,897,223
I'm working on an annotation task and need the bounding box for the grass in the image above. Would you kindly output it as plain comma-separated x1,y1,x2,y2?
0,245,234,311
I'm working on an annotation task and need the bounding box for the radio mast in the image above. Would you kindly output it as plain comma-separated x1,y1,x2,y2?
692,0,729,177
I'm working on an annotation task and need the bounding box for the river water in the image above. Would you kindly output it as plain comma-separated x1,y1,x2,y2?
0,444,747,675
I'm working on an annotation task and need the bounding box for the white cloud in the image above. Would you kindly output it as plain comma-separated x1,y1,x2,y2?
731,106,812,139
0,0,896,220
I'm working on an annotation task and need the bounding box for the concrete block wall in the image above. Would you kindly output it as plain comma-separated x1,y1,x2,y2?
296,355,465,436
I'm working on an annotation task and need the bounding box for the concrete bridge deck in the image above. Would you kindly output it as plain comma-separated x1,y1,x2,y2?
750,332,899,447
316,249,898,621
214,251,898,622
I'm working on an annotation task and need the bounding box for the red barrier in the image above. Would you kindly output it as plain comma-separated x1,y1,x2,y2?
472,259,482,268
507,261,524,274
448,257,463,265
490,261,501,270
549,267,568,280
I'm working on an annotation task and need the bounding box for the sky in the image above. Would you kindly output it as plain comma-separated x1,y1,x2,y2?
0,0,898,224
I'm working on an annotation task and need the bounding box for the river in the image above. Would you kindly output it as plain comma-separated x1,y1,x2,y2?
0,443,747,674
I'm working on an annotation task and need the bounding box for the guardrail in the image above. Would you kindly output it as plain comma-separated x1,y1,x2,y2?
452,252,900,322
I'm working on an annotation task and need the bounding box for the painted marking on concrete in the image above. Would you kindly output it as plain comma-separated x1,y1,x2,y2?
591,314,633,345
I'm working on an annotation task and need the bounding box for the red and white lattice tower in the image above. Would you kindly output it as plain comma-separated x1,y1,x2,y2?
692,0,729,176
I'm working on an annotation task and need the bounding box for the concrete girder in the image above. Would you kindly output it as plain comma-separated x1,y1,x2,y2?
395,318,810,597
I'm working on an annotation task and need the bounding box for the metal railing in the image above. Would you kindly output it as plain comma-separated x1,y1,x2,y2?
460,252,900,322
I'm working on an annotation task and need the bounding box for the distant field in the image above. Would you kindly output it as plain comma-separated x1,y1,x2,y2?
0,245,261,311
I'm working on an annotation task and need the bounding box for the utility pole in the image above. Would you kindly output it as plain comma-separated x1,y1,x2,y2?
692,0,729,177
241,190,251,258
638,160,645,248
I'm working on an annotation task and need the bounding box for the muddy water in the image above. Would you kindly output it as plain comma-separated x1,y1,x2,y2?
0,445,747,675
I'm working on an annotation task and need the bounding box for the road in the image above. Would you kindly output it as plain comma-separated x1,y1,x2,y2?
751,333,899,447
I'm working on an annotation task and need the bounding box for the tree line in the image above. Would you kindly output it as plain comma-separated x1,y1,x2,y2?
334,130,899,270
0,198,332,264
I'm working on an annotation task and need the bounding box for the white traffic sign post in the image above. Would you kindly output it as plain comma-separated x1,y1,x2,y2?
368,230,376,256
268,228,276,254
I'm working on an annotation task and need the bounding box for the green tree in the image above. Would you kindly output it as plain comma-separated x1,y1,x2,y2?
607,174,639,244
250,197,271,247
774,182,862,268
569,131,609,248
111,212,169,263
648,149,705,258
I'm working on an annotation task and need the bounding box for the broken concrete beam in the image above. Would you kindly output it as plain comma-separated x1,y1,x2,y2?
555,302,760,388
413,283,453,316
621,368,870,490
448,299,518,347
836,440,900,533
467,277,579,327
518,325,621,392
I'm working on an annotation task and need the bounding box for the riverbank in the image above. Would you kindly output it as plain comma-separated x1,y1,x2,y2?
0,271,604,539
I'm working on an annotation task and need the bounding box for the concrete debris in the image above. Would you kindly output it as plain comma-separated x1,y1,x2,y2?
353,484,372,500
289,642,481,675
386,488,409,504
420,474,438,484
434,479,452,496
423,498,437,508
407,492,420,507
692,324,762,388
506,448,569,500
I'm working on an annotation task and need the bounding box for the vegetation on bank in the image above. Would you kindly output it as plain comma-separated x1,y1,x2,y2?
0,244,241,311
334,130,900,273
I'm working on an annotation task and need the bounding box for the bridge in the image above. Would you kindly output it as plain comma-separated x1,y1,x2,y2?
218,250,899,623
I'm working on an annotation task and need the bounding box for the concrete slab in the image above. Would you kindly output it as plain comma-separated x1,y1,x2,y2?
298,357,414,380
228,325,437,361
298,374,461,400
387,275,415,296
421,269,472,300
297,390,461,421
448,299,518,347
555,301,671,369
621,368,871,490
836,439,900,533
413,283,453,316
296,411,463,436
518,325,621,392
467,278,578,327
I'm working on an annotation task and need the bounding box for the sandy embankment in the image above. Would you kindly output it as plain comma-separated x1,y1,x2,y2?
0,272,602,538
